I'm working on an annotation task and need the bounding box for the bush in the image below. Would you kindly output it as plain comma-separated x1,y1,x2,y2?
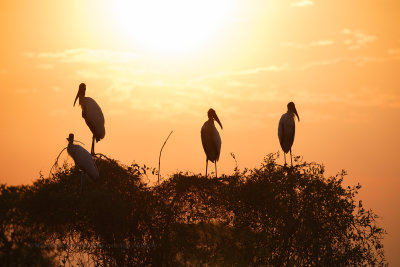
0,154,386,266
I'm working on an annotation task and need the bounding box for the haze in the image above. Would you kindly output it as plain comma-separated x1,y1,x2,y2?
0,0,399,264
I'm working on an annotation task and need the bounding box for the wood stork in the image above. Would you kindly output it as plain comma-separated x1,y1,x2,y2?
74,83,105,155
201,108,223,178
67,133,99,191
278,102,300,166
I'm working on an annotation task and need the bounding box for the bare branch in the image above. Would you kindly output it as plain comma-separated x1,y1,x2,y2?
49,147,67,178
158,131,173,184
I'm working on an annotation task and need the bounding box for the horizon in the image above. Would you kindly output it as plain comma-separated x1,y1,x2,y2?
0,0,399,264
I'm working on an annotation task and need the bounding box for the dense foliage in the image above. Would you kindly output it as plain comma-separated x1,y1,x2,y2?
0,154,386,266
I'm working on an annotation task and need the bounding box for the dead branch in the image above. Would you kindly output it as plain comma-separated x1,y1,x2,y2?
49,147,67,178
158,130,173,185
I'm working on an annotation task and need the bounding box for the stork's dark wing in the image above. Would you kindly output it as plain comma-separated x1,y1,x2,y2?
201,121,220,162
278,113,295,153
82,97,105,141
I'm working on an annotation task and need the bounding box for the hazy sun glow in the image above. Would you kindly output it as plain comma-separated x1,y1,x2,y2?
111,0,233,52
1,1,400,264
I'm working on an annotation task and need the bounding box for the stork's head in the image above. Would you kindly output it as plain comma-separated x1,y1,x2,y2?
74,83,86,106
67,133,74,144
208,108,223,129
287,102,300,121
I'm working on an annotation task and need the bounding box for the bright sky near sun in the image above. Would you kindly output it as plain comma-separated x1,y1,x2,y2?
111,0,232,52
0,0,399,264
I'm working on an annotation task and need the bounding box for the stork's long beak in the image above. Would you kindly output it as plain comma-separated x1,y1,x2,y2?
73,91,79,107
294,107,300,122
214,113,223,129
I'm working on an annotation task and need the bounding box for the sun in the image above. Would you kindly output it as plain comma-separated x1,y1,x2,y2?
111,0,233,53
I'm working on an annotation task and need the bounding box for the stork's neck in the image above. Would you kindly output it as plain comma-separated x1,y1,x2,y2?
67,142,73,155
287,109,295,116
78,95,85,106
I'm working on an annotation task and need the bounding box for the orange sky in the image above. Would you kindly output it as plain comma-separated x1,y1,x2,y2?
0,0,399,264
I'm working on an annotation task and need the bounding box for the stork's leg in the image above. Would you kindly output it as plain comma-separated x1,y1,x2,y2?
290,149,293,167
91,136,95,155
284,153,287,166
205,159,208,178
215,161,218,179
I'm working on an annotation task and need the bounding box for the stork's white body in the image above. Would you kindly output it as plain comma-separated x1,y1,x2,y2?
67,143,99,189
79,97,105,142
278,112,296,154
201,120,222,163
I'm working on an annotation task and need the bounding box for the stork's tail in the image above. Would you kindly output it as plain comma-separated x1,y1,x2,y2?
95,131,105,142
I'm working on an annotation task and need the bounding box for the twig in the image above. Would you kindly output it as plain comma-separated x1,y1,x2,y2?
49,147,67,178
74,140,85,146
94,153,113,161
158,130,173,185
230,152,238,172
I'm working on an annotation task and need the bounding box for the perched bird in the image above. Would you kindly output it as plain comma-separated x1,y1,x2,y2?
67,133,99,191
278,102,300,166
74,83,105,155
201,108,223,178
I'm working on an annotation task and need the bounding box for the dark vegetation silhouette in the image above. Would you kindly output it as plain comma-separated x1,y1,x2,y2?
0,153,386,266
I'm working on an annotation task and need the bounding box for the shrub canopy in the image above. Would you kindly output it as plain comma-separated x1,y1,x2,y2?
0,154,386,266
